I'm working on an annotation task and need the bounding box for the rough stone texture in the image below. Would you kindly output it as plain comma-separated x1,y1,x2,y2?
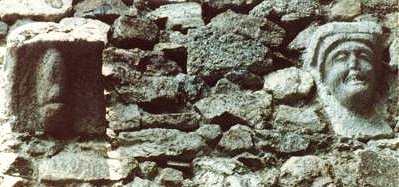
263,67,314,103
111,16,159,49
195,124,222,142
125,177,160,187
218,124,254,153
249,0,321,22
187,27,272,84
361,0,399,14
74,0,132,23
148,2,204,31
3,18,109,136
279,155,334,187
156,168,184,186
0,0,73,22
194,91,272,128
225,70,264,90
0,21,7,39
108,129,206,159
329,0,362,20
212,78,241,94
273,105,325,133
209,10,286,47
254,130,310,154
38,152,138,182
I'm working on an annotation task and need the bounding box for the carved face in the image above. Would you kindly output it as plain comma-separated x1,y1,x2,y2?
323,41,377,113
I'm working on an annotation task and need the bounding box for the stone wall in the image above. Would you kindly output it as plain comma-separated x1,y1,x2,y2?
0,0,398,186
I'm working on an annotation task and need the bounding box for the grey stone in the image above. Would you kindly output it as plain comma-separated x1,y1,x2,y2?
357,150,399,187
194,124,222,142
361,0,398,14
263,67,314,103
194,91,272,127
279,155,334,187
156,168,184,186
0,153,19,174
249,0,320,22
389,38,398,70
218,124,254,153
199,0,261,11
273,105,325,133
326,152,359,187
38,152,138,181
108,129,206,159
187,27,272,84
225,70,264,90
148,2,204,31
74,0,131,23
3,18,109,136
253,130,310,154
303,21,393,140
0,21,7,39
111,16,159,49
102,47,183,78
234,152,269,170
211,78,241,94
329,0,362,20
125,177,161,187
107,103,142,131
209,10,286,47
0,0,73,22
139,161,158,179
368,137,399,150
288,23,318,51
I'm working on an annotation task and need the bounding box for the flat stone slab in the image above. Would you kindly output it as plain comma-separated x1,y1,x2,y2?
38,152,137,182
0,0,73,22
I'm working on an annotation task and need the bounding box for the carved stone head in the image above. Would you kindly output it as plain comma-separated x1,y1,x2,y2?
304,22,383,115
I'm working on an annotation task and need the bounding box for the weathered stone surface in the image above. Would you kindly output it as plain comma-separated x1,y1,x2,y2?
125,177,160,187
361,0,398,14
209,10,286,47
263,67,314,103
111,16,159,49
234,152,269,170
4,18,109,136
108,129,206,159
254,130,310,154
249,0,320,22
211,78,241,94
102,47,183,78
279,155,334,187
194,91,272,127
0,0,73,22
156,168,184,186
139,161,158,179
389,38,398,70
368,137,399,149
187,27,272,84
148,2,204,31
107,103,142,131
194,124,222,142
74,0,131,23
0,153,18,174
38,152,138,181
273,105,325,133
357,150,399,186
225,70,264,90
288,23,318,51
303,21,393,140
329,0,362,20
218,124,254,153
0,21,7,39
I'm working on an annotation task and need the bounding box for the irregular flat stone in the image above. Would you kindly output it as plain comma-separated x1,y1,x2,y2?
74,0,131,23
198,0,260,11
279,155,334,187
368,137,399,149
194,124,222,142
218,124,254,153
249,0,320,22
273,105,325,133
187,27,272,84
329,0,361,20
156,168,184,186
263,67,314,103
209,10,286,47
194,91,272,127
253,130,310,154
225,70,264,90
111,16,159,49
148,2,204,31
139,161,158,179
125,177,160,187
211,78,241,94
108,129,206,159
4,18,110,135
0,0,73,22
107,103,142,131
38,152,138,182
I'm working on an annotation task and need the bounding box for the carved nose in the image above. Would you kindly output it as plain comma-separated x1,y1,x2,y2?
347,53,358,69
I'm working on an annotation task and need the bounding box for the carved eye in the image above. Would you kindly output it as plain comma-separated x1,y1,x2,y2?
334,52,348,62
357,51,372,61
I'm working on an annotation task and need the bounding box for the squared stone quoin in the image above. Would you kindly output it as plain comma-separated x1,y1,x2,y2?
3,18,110,136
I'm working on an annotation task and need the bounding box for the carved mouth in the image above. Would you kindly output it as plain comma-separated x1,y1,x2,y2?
345,72,366,85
